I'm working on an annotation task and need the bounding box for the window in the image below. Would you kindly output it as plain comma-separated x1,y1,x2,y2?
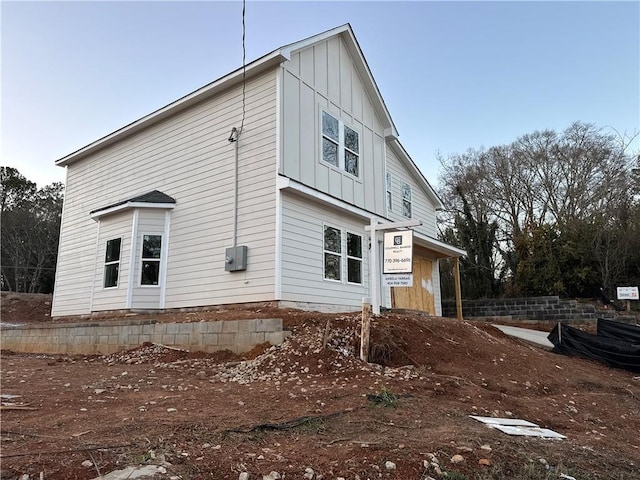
322,111,360,177
104,238,121,288
323,226,342,281
323,225,363,285
402,182,412,218
386,172,393,212
141,234,162,286
346,232,363,284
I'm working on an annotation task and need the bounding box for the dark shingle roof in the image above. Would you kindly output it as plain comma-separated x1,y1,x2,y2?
90,190,176,215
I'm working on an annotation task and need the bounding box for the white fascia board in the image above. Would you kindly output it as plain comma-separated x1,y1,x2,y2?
388,138,444,210
56,51,287,167
90,202,175,221
413,231,467,258
279,24,351,58
283,24,398,138
276,175,385,223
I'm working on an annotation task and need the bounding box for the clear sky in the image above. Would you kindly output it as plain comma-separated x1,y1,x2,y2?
2,1,639,188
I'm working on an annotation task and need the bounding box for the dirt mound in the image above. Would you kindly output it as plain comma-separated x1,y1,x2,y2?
2,296,640,480
0,292,53,325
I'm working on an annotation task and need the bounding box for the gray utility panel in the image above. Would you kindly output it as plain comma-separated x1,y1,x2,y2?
225,245,248,271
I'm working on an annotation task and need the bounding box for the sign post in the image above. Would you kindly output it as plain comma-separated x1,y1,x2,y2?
362,218,420,365
617,286,639,312
365,218,421,315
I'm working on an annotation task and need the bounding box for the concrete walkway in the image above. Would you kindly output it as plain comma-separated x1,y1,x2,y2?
492,324,554,348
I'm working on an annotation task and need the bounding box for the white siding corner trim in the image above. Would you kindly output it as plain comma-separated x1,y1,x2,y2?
275,65,283,300
159,210,171,308
126,209,140,309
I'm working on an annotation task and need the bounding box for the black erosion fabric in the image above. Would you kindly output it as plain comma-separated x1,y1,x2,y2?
548,323,640,373
597,318,640,343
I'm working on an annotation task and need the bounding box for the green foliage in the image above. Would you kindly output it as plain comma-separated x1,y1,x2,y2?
438,122,639,299
1,167,64,293
446,472,469,480
454,188,503,299
367,386,399,408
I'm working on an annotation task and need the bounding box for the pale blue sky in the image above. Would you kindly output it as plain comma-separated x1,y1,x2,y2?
2,1,639,187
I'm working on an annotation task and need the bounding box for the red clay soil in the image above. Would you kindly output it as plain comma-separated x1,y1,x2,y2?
1,294,639,480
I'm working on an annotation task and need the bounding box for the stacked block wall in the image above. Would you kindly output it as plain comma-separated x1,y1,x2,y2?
1,318,284,355
441,296,636,324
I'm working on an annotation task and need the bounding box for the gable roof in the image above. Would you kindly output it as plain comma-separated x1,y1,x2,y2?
56,24,398,167
387,138,444,210
90,190,176,220
280,24,398,139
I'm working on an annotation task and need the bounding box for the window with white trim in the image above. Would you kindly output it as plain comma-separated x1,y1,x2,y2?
140,234,162,286
323,225,363,285
346,232,363,284
401,182,412,218
323,225,342,281
322,111,360,177
386,172,393,213
103,238,121,288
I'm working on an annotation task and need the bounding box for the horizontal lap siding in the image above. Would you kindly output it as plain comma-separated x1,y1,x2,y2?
280,192,369,308
52,70,278,316
130,210,166,309
91,211,132,311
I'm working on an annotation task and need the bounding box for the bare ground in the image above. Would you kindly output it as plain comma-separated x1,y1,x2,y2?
1,293,639,480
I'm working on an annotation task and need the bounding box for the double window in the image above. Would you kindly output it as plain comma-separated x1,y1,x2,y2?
103,238,122,288
323,225,363,284
141,234,162,286
322,111,360,177
402,182,412,218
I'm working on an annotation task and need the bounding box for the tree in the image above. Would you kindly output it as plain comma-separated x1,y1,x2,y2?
1,167,64,293
438,122,639,299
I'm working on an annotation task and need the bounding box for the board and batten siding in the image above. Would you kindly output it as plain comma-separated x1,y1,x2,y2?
52,70,278,317
90,211,132,312
385,146,443,315
280,36,386,216
280,191,369,310
385,146,438,238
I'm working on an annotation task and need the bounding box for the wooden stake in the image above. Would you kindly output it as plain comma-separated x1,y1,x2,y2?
454,256,463,320
360,297,372,363
322,319,332,349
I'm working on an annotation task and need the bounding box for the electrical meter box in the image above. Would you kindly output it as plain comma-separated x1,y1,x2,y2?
225,245,248,272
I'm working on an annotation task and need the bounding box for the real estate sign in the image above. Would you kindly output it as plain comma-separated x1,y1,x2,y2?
383,273,413,287
616,286,639,300
383,230,413,274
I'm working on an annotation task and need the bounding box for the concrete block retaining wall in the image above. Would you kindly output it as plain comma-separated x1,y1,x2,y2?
441,296,637,324
0,318,285,355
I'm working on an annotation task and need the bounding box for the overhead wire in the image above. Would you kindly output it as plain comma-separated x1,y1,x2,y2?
239,0,246,135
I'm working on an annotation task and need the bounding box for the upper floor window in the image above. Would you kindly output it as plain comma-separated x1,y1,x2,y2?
386,172,393,213
402,182,412,218
104,238,121,288
322,111,359,177
141,234,162,286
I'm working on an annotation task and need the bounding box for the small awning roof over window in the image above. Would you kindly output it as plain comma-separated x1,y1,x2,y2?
90,190,176,220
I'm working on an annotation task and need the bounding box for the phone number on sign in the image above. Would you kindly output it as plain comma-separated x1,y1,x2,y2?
384,258,411,263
